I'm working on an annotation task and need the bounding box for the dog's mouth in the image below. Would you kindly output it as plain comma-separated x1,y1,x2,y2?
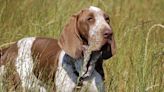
93,38,111,52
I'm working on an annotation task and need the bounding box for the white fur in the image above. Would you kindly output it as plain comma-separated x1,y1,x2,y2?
55,50,77,92
56,50,104,92
89,6,111,46
15,37,46,92
0,65,5,87
0,65,5,75
89,6,101,12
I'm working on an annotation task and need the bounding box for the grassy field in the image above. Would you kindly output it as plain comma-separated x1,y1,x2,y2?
0,0,164,92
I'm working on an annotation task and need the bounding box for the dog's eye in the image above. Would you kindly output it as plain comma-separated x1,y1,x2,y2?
87,17,94,21
105,17,110,23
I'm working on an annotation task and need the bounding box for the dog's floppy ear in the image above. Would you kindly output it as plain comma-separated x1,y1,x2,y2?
102,35,116,59
58,14,83,59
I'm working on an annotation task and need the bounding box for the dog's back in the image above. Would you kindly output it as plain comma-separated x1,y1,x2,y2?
0,37,62,91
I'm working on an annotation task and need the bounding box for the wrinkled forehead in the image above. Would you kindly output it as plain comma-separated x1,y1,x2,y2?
88,6,104,16
89,6,102,13
80,6,104,17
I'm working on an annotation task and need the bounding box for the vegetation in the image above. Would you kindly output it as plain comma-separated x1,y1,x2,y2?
0,0,163,92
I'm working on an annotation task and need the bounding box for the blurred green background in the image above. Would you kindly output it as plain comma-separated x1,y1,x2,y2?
0,0,164,92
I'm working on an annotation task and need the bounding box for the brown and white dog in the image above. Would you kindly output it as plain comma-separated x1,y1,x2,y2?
0,6,116,92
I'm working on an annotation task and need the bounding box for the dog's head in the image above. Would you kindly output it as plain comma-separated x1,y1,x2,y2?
58,6,116,59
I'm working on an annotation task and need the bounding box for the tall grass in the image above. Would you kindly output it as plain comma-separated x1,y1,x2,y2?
0,0,163,92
